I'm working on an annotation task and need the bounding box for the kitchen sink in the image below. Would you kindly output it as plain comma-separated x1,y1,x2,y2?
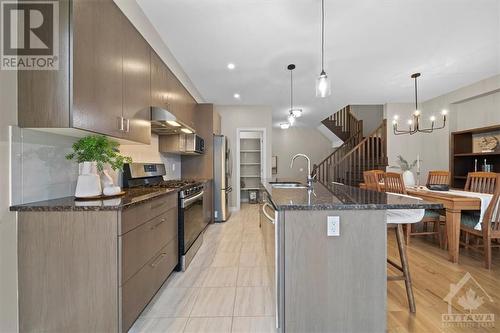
270,182,308,189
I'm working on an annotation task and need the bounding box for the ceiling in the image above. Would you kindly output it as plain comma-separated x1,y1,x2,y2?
137,0,500,127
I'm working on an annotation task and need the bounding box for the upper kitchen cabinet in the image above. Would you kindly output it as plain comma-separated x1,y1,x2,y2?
122,19,152,144
18,0,151,144
150,51,169,110
72,0,124,139
150,51,197,131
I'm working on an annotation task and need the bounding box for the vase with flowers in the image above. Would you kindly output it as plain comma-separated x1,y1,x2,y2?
390,155,420,187
66,135,132,198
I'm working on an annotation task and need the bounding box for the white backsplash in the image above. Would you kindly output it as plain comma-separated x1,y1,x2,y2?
10,128,181,204
10,127,78,205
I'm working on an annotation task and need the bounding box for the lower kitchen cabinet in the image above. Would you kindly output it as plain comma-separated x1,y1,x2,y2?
17,193,178,333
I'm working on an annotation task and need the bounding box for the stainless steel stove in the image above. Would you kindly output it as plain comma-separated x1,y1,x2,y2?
123,163,209,271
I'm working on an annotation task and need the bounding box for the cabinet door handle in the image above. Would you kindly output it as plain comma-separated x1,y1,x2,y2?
125,118,130,132
150,218,166,230
150,253,167,268
262,202,275,224
118,116,124,131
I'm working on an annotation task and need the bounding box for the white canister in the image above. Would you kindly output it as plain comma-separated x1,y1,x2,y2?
75,162,102,198
402,170,416,187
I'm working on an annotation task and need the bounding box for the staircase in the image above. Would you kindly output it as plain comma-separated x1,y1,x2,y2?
314,106,388,186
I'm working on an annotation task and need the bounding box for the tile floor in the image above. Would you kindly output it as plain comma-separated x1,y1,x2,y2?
129,204,276,333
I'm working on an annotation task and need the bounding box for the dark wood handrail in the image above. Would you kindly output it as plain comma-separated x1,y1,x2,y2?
315,119,387,186
314,129,363,168
333,119,387,167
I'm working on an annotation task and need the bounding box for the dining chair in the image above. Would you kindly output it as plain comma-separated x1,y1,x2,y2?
363,170,383,191
460,187,500,269
464,172,498,194
384,173,442,246
426,170,450,186
426,170,450,245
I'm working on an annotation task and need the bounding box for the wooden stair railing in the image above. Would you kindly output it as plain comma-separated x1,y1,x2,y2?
314,120,388,186
321,105,363,141
313,128,363,183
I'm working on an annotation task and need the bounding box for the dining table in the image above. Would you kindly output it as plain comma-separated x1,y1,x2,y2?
359,183,481,264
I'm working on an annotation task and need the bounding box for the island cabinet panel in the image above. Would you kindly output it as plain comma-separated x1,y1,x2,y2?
72,0,124,139
122,19,152,144
283,210,387,333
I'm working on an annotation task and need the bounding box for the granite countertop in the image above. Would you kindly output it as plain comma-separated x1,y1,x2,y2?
10,179,209,212
261,179,444,211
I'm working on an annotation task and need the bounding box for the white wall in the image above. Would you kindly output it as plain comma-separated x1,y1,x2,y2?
272,127,334,179
385,74,500,184
215,105,273,209
0,68,19,332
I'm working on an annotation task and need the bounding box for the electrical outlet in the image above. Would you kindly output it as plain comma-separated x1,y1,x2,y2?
327,216,340,236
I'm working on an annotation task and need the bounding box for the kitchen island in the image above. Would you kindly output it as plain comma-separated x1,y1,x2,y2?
259,180,442,333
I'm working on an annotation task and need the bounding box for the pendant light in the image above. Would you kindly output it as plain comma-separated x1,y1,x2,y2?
286,64,301,127
316,0,331,98
392,73,447,135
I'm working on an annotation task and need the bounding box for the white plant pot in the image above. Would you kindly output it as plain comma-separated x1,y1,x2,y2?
100,169,114,188
75,162,102,198
402,170,416,187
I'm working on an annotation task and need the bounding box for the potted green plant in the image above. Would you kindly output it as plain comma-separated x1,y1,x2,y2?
66,135,132,197
390,155,418,186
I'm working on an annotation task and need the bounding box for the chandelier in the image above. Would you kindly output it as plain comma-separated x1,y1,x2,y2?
392,73,447,135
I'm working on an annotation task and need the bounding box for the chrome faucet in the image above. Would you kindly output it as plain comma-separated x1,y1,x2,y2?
290,153,314,188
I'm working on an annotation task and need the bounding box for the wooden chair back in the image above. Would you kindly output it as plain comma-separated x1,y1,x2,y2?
363,170,383,192
464,172,498,194
384,172,407,195
483,191,500,234
426,170,450,185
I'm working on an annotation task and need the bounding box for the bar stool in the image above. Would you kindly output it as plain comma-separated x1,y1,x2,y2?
386,194,425,313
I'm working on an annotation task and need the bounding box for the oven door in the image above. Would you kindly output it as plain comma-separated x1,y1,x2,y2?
182,190,207,252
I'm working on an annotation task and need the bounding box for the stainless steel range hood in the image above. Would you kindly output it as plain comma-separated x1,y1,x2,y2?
150,106,195,135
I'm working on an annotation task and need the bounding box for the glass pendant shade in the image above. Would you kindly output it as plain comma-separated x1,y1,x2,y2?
290,108,302,118
280,122,290,129
316,71,331,98
288,114,296,125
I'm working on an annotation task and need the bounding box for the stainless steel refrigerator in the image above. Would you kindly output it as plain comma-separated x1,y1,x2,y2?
214,135,232,222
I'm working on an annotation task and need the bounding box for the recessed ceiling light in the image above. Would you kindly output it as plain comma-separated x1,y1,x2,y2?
233,93,240,99
280,123,290,129
181,128,193,134
227,63,235,70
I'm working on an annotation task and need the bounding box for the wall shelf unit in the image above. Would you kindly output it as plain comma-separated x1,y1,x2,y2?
451,125,500,188
239,132,264,203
